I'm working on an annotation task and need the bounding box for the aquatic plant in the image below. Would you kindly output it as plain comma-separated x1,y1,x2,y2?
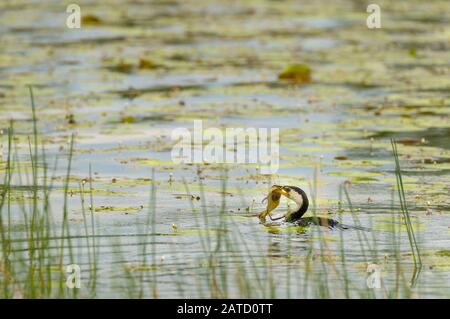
0,90,445,299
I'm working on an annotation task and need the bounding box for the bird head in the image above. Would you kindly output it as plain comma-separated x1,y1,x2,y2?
279,185,305,206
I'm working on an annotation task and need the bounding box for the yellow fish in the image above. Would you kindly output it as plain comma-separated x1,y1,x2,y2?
257,185,288,223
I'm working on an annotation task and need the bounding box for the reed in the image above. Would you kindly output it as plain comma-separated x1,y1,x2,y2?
391,139,422,268
0,92,437,299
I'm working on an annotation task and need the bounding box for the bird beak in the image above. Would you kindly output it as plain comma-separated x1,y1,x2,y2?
279,188,289,197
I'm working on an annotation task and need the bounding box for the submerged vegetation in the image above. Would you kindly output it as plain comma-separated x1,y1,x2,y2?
0,90,446,298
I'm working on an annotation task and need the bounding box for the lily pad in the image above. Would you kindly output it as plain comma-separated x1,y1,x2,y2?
278,64,312,84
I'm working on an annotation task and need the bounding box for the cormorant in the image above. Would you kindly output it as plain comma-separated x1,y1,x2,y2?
258,185,347,229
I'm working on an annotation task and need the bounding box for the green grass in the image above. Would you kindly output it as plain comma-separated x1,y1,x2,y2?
0,90,441,299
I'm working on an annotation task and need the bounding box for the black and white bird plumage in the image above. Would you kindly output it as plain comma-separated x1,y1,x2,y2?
281,186,348,229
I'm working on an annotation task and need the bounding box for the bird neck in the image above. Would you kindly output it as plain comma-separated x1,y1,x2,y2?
287,201,302,215
285,189,309,222
286,205,307,222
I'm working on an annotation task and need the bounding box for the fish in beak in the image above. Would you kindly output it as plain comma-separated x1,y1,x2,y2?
257,185,289,223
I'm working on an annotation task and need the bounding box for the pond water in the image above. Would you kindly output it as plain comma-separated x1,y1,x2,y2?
0,0,449,298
